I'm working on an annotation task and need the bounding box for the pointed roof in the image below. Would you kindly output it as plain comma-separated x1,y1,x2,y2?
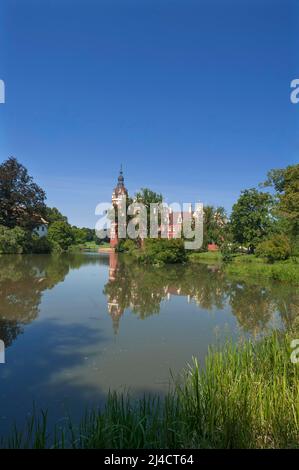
113,165,128,196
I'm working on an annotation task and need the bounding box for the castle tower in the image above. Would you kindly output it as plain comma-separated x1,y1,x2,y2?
110,166,128,248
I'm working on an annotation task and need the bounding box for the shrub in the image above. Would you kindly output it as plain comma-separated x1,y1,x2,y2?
0,225,30,254
139,238,187,265
116,238,137,253
30,235,52,254
220,242,237,263
255,234,291,263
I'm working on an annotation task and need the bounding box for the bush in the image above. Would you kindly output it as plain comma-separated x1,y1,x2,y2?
220,242,237,263
30,235,52,254
47,221,74,251
0,225,30,254
256,234,291,263
139,238,187,265
115,239,134,253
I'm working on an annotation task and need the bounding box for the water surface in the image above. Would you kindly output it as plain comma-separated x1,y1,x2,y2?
0,253,297,436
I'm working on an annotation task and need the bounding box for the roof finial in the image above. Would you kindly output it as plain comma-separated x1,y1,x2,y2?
120,163,123,174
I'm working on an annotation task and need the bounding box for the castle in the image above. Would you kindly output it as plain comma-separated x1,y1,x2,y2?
109,167,194,248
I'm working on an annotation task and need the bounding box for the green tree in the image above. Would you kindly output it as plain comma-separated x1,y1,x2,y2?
45,207,68,225
203,205,227,247
47,221,74,251
263,164,299,241
230,189,275,253
255,234,291,263
0,157,46,229
134,188,163,207
0,225,30,254
134,187,163,238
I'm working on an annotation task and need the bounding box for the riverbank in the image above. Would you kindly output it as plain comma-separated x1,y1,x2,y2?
2,328,299,449
189,252,299,284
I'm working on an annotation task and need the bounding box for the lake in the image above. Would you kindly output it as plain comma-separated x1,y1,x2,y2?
0,252,297,437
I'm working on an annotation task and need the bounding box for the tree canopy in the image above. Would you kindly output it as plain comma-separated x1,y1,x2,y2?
0,157,46,230
230,189,275,252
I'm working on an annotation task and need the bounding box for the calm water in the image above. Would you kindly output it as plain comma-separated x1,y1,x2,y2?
0,252,297,436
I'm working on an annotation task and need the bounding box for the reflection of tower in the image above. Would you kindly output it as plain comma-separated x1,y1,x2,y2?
110,166,128,249
109,251,118,281
107,252,124,335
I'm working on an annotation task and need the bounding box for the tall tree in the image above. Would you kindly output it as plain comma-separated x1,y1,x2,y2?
0,157,46,230
203,205,227,247
263,164,299,239
134,188,163,237
45,207,68,225
134,188,163,207
230,189,275,253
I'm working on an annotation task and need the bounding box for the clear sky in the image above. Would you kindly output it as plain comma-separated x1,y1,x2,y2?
0,0,298,228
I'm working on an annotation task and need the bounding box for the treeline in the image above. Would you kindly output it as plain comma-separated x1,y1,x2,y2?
0,158,100,254
117,163,298,265
194,164,298,262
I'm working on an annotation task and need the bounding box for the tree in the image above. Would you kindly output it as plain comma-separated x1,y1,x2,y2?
134,188,163,207
0,157,46,229
134,187,163,237
255,234,291,263
263,164,299,240
45,207,68,225
47,221,74,251
203,205,227,247
230,189,275,253
0,225,29,254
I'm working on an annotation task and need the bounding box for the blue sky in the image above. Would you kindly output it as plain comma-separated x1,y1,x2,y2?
0,0,298,227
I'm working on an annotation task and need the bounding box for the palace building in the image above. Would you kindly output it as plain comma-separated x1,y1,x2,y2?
109,167,204,249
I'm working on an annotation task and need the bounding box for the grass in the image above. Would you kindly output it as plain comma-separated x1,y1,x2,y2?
69,241,110,252
224,255,299,284
2,329,299,449
189,251,299,284
188,251,222,263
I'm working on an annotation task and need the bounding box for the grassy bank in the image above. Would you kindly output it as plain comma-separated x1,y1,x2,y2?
189,252,299,284
2,329,299,449
188,251,222,263
224,255,299,284
69,241,110,252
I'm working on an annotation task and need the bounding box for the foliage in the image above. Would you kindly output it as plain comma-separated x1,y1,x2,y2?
134,187,163,207
30,235,52,254
256,234,291,263
134,187,163,236
3,330,299,449
224,255,299,284
220,241,236,263
230,189,275,252
116,238,137,253
263,164,299,241
47,221,74,251
0,225,30,254
0,157,46,230
138,238,187,265
203,205,227,247
45,207,68,225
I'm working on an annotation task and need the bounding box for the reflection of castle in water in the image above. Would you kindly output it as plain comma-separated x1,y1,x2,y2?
106,252,196,334
104,251,299,336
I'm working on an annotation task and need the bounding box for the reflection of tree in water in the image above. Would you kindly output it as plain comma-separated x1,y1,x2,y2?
228,283,275,335
0,253,101,347
104,254,299,336
0,320,22,348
